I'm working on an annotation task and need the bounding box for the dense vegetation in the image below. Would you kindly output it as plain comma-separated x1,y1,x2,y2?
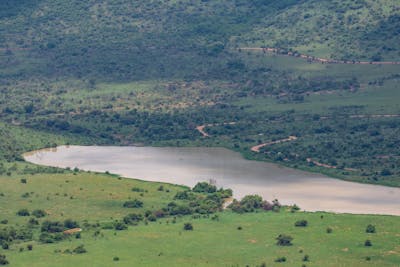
0,1,399,265
0,0,399,185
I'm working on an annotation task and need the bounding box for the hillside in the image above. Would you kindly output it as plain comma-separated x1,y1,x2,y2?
1,0,399,81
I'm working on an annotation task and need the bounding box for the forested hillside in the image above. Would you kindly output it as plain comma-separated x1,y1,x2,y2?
1,0,399,81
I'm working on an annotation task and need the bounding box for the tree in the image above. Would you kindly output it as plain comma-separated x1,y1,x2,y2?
276,234,293,246
183,223,193,231
366,224,376,233
295,220,308,227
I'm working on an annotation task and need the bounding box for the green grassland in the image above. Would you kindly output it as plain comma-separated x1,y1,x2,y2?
0,172,399,267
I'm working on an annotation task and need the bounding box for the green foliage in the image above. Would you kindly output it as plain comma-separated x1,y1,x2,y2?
365,239,372,247
123,199,143,208
295,220,308,227
16,209,30,216
32,209,46,218
72,244,87,254
276,234,293,246
192,182,217,193
183,223,193,231
0,254,8,265
366,224,376,233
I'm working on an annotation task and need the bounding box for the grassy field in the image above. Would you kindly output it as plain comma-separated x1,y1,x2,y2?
0,172,399,267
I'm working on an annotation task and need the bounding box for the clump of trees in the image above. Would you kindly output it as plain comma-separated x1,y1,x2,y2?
228,195,281,213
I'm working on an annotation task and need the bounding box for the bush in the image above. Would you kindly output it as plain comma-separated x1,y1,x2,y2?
20,178,27,184
326,227,333,233
123,199,143,208
64,219,79,229
276,234,293,246
123,213,143,225
183,223,193,231
366,224,376,233
303,255,309,261
290,204,300,212
0,254,8,265
295,220,308,227
41,221,64,233
193,182,216,193
27,244,33,251
73,245,87,254
364,240,372,247
16,209,30,216
275,256,287,262
32,209,47,218
114,222,128,231
131,187,144,192
113,256,120,261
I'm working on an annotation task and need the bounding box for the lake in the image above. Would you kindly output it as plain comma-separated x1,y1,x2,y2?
24,145,400,215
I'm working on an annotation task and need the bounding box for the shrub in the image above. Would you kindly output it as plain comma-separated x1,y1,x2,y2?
174,191,195,200
157,185,164,191
147,215,157,222
183,223,193,231
290,204,300,212
16,209,30,216
64,219,79,229
303,255,309,261
114,222,128,231
73,245,87,254
20,178,27,184
123,213,143,225
295,220,308,227
41,221,64,233
276,234,293,246
123,199,143,208
364,240,372,247
326,227,333,233
113,256,120,261
27,244,33,251
32,209,47,218
275,256,287,262
131,187,144,192
366,224,376,233
0,254,8,265
193,182,216,193
0,220,8,225
28,218,39,226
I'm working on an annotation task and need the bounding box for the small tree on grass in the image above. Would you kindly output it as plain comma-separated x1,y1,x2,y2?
276,234,293,246
16,209,30,216
295,220,308,227
364,240,372,247
274,256,287,262
183,223,193,231
366,224,376,233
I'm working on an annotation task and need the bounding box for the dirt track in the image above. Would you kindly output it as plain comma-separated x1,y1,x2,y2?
240,47,400,65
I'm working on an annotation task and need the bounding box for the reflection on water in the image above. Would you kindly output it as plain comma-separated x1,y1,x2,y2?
24,146,400,215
